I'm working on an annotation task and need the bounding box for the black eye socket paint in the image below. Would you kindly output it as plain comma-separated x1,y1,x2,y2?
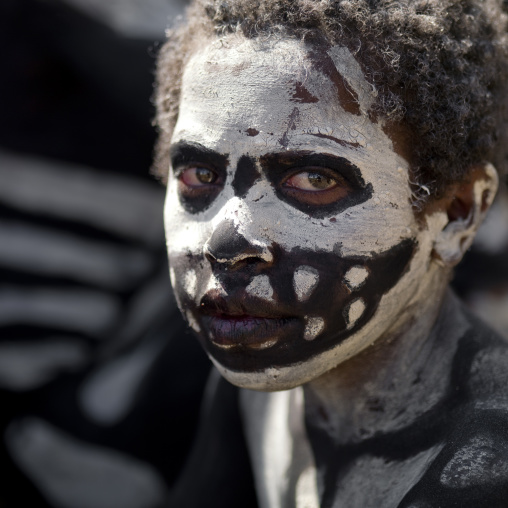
260,151,373,218
170,141,230,214
232,155,261,199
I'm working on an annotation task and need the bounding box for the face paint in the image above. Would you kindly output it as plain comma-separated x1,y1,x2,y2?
346,298,366,330
294,266,320,302
343,266,369,290
304,317,326,341
164,35,445,390
183,269,197,298
246,275,275,302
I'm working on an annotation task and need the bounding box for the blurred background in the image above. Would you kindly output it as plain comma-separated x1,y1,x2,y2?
0,1,214,506
0,0,507,506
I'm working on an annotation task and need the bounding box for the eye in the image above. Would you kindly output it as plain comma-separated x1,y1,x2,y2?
285,171,337,191
174,164,223,213
282,168,352,206
178,166,219,187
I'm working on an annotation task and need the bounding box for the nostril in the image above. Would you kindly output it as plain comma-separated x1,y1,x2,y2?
203,219,272,267
204,244,217,264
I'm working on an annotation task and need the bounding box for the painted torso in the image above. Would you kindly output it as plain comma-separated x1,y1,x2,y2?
240,295,508,508
240,387,320,508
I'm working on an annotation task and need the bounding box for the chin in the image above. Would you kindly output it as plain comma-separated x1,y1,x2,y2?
209,351,342,391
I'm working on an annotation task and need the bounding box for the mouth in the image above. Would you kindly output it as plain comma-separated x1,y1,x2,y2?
197,289,300,350
202,314,299,350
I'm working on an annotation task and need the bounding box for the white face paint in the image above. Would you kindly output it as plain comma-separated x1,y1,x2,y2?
246,275,275,303
346,298,366,330
293,266,320,302
164,35,450,390
344,266,369,290
183,269,197,299
304,317,326,341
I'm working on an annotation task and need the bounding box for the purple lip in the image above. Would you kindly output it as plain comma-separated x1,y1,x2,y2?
202,314,299,349
197,289,299,349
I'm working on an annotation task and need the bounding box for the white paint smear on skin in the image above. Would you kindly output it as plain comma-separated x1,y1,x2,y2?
247,339,278,351
433,167,498,267
295,466,320,508
165,36,416,262
185,310,201,333
327,46,377,114
440,435,508,488
344,266,369,290
169,266,176,288
240,387,319,508
246,275,274,302
293,266,319,302
304,317,325,341
331,445,443,508
346,298,366,329
183,269,197,298
240,389,294,508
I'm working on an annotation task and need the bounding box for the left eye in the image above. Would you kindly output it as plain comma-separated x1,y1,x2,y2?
284,171,338,191
281,168,352,206
179,166,218,186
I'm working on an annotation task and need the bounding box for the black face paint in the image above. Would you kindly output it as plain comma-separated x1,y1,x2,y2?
170,141,229,214
291,82,319,104
232,156,261,199
260,151,373,218
278,107,300,148
205,219,269,268
307,45,362,117
172,238,416,372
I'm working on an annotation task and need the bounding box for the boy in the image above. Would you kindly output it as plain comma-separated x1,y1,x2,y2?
155,1,508,506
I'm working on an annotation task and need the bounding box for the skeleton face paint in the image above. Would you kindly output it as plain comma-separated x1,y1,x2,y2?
164,36,442,390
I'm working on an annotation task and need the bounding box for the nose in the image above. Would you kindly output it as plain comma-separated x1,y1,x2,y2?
204,220,273,269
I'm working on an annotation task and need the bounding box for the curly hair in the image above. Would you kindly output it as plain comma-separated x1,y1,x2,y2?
154,0,508,201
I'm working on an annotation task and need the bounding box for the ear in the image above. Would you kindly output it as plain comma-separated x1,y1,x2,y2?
432,163,498,267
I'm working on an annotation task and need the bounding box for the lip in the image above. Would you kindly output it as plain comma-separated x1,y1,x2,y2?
202,314,299,349
197,289,300,350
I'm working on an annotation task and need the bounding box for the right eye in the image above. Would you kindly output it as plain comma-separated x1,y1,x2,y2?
174,164,223,214
178,166,219,187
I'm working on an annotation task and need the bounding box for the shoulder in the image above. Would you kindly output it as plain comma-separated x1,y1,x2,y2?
399,308,508,508
398,411,508,507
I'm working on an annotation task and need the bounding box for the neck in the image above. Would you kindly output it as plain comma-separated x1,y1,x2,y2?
303,268,468,444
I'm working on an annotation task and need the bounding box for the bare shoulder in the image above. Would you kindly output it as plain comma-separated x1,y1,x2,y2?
399,312,508,508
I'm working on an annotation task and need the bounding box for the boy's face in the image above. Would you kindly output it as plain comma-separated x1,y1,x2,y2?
164,36,442,390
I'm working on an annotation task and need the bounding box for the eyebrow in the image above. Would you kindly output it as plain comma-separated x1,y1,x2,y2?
169,141,229,170
308,132,361,149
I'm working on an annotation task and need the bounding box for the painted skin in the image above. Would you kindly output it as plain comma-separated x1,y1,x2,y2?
164,36,448,391
163,35,507,508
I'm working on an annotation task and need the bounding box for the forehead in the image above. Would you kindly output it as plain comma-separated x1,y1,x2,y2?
174,36,388,157
169,36,416,258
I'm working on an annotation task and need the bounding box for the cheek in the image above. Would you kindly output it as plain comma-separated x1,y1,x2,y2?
344,266,369,289
163,182,215,256
293,266,320,302
304,317,325,341
246,275,275,302
240,183,417,261
183,269,198,298
345,298,367,329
